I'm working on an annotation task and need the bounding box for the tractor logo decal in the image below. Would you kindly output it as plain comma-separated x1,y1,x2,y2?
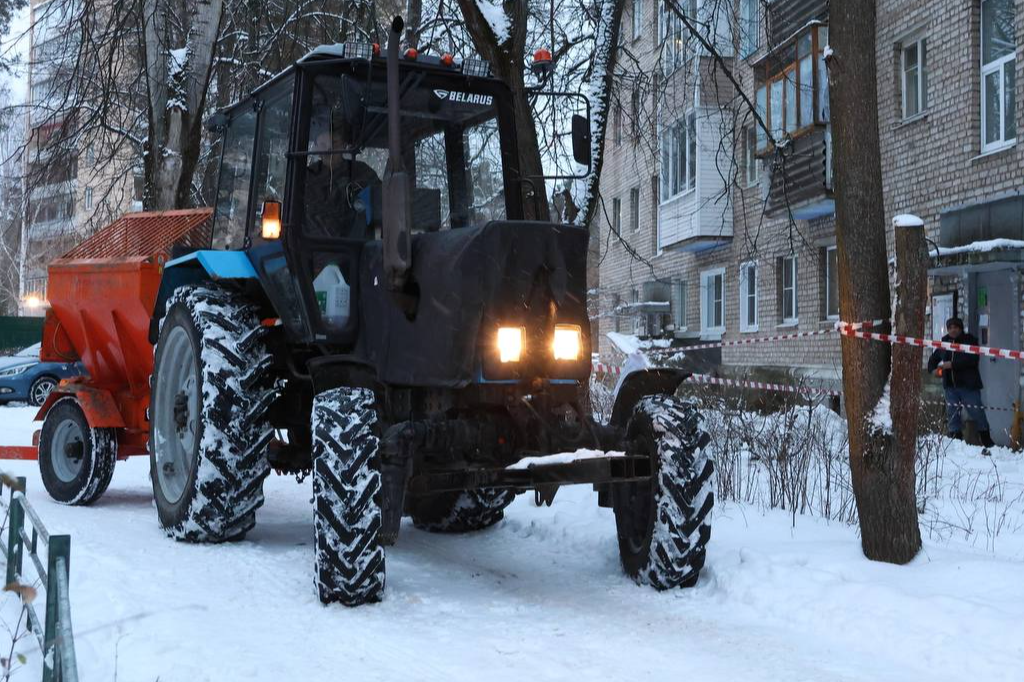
433,89,493,106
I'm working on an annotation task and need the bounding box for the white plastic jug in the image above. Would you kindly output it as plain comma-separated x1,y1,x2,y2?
312,264,350,329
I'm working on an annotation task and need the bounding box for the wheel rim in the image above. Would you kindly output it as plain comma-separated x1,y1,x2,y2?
31,378,56,406
153,325,199,504
50,417,85,483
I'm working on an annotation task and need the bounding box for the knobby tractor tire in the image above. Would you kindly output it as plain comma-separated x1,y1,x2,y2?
38,396,117,505
613,395,714,590
150,284,275,542
407,489,516,533
312,387,386,606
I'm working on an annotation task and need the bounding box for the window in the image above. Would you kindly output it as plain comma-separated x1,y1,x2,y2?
744,126,759,187
612,294,622,332
780,255,798,323
612,196,622,235
251,81,294,243
740,0,759,57
659,110,696,199
981,0,1016,151
659,0,696,75
901,35,928,119
632,0,644,41
673,280,687,330
739,262,757,331
614,103,622,145
213,108,257,248
701,269,724,332
825,246,839,319
85,145,95,166
630,187,640,231
83,186,93,210
755,25,830,152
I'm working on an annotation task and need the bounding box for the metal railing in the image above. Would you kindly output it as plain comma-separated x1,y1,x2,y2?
0,476,78,682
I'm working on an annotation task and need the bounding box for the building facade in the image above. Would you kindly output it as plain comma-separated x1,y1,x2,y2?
597,0,1023,440
19,0,142,313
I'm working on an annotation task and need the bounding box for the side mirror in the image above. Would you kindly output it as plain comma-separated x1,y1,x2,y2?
571,114,591,167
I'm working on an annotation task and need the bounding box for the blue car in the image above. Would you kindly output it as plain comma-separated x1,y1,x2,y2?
0,344,85,407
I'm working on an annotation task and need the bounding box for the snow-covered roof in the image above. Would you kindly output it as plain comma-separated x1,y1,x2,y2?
299,44,347,62
931,239,1024,257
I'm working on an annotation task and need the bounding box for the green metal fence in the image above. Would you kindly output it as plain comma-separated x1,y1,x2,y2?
0,317,44,355
0,476,78,682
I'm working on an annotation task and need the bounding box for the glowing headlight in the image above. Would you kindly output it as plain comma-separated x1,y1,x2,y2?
497,327,524,363
552,324,582,361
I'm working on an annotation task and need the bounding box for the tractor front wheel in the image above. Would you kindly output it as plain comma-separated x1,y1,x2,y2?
312,387,385,606
150,284,275,542
613,395,714,589
38,397,117,505
407,489,516,533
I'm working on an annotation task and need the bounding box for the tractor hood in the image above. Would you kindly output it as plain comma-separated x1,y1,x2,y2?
356,221,591,387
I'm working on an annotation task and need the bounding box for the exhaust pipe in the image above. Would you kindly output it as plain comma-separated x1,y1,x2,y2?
382,15,412,295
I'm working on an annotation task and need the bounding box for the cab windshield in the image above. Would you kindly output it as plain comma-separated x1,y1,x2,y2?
300,72,508,240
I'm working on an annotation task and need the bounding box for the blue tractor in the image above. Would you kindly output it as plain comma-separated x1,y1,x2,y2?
143,18,713,605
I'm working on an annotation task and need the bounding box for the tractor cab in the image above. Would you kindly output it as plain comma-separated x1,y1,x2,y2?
205,40,524,350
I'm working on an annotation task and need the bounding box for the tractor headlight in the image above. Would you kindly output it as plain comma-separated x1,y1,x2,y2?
552,324,582,361
497,327,524,363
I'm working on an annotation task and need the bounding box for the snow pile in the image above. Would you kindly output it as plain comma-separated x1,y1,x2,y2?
507,449,623,470
931,238,1024,257
893,213,924,228
475,0,510,44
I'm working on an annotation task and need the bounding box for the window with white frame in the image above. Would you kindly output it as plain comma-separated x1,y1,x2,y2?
659,0,696,76
612,293,622,332
612,196,621,235
701,268,725,332
673,280,687,330
630,186,640,231
740,0,759,57
901,35,928,119
825,246,839,319
84,186,93,210
632,0,644,41
613,103,622,145
981,0,1016,151
659,110,696,200
780,255,798,323
744,126,759,187
739,262,757,331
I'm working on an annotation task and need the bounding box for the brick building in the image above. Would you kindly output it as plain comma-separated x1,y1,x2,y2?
596,0,1022,440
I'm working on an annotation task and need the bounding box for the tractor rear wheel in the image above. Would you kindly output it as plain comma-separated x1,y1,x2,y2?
407,489,516,533
150,284,275,542
38,397,116,505
613,395,714,589
312,387,386,606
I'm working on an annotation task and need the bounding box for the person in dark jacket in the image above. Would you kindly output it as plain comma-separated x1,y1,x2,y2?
304,117,380,239
927,317,995,447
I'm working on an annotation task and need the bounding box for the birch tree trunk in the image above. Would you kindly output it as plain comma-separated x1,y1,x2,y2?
141,0,224,210
830,1,921,563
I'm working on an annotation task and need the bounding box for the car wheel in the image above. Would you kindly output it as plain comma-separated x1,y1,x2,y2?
29,376,58,407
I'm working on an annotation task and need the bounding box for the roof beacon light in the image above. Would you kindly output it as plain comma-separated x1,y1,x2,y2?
404,48,418,60
343,42,373,60
440,53,455,67
531,47,553,77
462,57,490,78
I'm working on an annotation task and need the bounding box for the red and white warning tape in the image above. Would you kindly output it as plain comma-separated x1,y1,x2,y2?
592,361,622,376
643,318,889,355
685,373,840,397
922,399,1017,413
838,326,1024,361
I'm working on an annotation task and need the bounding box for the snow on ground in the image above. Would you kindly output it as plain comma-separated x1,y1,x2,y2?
0,408,1022,681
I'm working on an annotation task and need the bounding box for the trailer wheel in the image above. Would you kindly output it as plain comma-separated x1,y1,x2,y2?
312,387,385,606
613,395,714,590
38,397,117,505
150,284,275,542
408,489,516,533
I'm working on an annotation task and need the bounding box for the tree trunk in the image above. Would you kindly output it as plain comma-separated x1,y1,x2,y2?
830,1,921,563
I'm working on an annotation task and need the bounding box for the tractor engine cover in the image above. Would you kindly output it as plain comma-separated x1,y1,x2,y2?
355,221,590,387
